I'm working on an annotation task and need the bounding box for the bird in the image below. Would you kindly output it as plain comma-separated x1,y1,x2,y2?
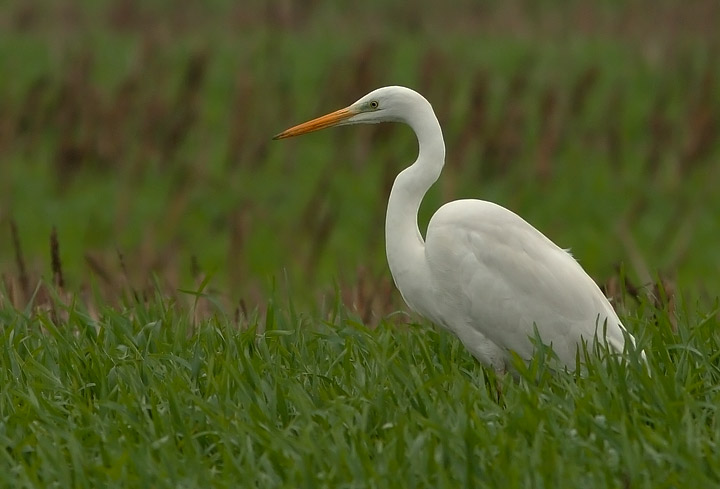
273,85,635,372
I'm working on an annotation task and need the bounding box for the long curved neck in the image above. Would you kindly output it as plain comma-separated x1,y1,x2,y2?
385,100,445,306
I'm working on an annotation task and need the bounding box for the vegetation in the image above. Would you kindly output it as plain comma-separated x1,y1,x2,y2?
1,0,719,487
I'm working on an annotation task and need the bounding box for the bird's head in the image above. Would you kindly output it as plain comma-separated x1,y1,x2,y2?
273,86,427,140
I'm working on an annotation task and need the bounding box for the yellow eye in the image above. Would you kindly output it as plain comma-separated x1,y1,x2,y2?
369,101,379,109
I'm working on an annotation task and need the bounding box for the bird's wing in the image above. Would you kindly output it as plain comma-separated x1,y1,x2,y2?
424,199,626,364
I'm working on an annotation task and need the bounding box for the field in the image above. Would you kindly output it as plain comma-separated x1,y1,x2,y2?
1,1,720,487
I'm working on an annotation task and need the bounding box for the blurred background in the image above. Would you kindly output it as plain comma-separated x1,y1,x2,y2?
1,0,718,318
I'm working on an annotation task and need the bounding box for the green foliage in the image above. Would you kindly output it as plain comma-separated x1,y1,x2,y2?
0,292,718,488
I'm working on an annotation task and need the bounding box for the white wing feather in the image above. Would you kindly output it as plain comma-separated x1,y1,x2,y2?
423,199,627,368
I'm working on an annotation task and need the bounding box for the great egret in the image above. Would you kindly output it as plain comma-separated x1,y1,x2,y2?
274,86,634,371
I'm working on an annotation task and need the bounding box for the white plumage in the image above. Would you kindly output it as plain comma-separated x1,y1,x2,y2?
275,85,633,371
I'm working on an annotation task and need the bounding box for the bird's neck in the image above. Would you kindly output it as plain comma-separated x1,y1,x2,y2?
385,104,445,309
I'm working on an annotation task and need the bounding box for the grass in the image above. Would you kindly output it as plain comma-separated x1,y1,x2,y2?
1,0,720,487
0,288,719,488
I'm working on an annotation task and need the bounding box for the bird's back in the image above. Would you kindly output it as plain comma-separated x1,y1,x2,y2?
420,199,627,368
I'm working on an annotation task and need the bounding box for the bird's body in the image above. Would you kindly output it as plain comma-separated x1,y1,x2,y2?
396,198,625,369
275,86,632,371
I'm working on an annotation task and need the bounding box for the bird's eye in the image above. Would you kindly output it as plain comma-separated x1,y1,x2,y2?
369,101,379,109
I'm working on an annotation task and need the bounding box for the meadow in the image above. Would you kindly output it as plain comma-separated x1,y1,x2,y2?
1,1,719,487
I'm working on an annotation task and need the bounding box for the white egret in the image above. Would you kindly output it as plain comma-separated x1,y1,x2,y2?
274,86,634,371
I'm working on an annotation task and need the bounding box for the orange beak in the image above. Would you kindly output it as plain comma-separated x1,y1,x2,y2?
273,107,355,140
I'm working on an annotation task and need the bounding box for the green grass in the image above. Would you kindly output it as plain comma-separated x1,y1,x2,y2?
1,288,718,488
2,1,720,487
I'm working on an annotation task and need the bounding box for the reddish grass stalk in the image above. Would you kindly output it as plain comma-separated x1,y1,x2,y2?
51,227,64,288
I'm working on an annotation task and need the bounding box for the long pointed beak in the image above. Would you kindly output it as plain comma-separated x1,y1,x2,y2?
273,106,355,140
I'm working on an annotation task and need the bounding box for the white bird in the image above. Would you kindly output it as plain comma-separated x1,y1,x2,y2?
274,86,634,372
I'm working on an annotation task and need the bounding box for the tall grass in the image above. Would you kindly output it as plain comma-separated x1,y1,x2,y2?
1,288,718,488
